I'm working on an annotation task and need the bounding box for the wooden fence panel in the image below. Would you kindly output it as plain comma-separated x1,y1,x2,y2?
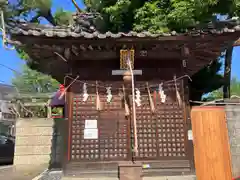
191,106,232,180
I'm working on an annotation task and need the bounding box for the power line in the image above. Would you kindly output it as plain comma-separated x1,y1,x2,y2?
0,63,22,75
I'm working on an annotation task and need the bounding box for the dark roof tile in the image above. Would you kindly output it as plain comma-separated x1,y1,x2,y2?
9,18,240,39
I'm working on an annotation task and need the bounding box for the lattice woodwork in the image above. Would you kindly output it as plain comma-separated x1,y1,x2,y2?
71,84,130,161
69,80,187,162
135,80,187,160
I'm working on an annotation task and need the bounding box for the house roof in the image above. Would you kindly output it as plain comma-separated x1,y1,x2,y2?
0,83,18,101
0,100,15,114
9,19,240,40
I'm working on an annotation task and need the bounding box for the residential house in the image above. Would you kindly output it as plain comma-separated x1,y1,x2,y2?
0,83,17,136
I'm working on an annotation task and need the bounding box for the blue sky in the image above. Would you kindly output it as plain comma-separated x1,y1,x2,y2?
0,0,239,85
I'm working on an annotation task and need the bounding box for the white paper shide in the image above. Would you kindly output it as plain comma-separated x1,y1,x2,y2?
82,83,89,102
135,88,141,106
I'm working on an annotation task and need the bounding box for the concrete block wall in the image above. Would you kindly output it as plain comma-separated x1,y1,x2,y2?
225,105,240,178
14,118,55,165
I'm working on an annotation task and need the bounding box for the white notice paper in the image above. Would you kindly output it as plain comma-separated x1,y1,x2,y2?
188,130,193,140
85,120,97,129
84,129,98,139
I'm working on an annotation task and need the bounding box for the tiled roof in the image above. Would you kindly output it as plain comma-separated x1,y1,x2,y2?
10,19,240,39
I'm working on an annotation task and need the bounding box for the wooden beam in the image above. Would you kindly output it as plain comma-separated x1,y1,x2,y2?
193,50,220,58
71,68,183,81
78,51,117,60
71,50,181,60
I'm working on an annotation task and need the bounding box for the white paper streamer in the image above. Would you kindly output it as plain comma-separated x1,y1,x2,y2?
106,87,113,103
83,83,89,102
135,88,141,107
159,83,166,103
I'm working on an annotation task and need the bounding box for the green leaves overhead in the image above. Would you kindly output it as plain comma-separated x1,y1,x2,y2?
133,2,169,33
104,0,131,32
2,0,239,99
86,0,240,33
4,0,240,32
54,8,73,26
20,0,52,11
4,0,74,26
205,77,240,100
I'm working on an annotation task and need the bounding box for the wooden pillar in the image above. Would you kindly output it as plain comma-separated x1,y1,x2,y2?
181,46,195,172
223,46,233,99
191,106,232,180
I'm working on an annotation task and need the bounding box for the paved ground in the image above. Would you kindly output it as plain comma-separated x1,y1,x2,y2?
38,170,63,180
0,166,196,180
0,164,47,180
38,170,196,180
61,176,196,180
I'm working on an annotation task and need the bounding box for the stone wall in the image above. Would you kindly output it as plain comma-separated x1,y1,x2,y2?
14,118,64,167
225,105,240,178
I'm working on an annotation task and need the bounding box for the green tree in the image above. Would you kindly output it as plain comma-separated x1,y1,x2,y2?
0,0,70,93
2,0,240,99
12,64,59,93
2,0,73,26
206,77,240,100
84,0,240,33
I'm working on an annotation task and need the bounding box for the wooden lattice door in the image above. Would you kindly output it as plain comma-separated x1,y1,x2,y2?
69,82,131,162
68,80,188,162
135,80,188,160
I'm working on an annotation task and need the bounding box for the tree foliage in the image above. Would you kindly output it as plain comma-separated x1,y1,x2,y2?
205,77,240,100
84,0,240,33
2,0,73,26
1,0,69,93
1,0,240,99
12,64,59,93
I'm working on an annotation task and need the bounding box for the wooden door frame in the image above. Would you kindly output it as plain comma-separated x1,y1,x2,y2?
63,88,73,169
62,77,194,170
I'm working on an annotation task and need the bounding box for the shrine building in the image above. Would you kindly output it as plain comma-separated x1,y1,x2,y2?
9,12,240,179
